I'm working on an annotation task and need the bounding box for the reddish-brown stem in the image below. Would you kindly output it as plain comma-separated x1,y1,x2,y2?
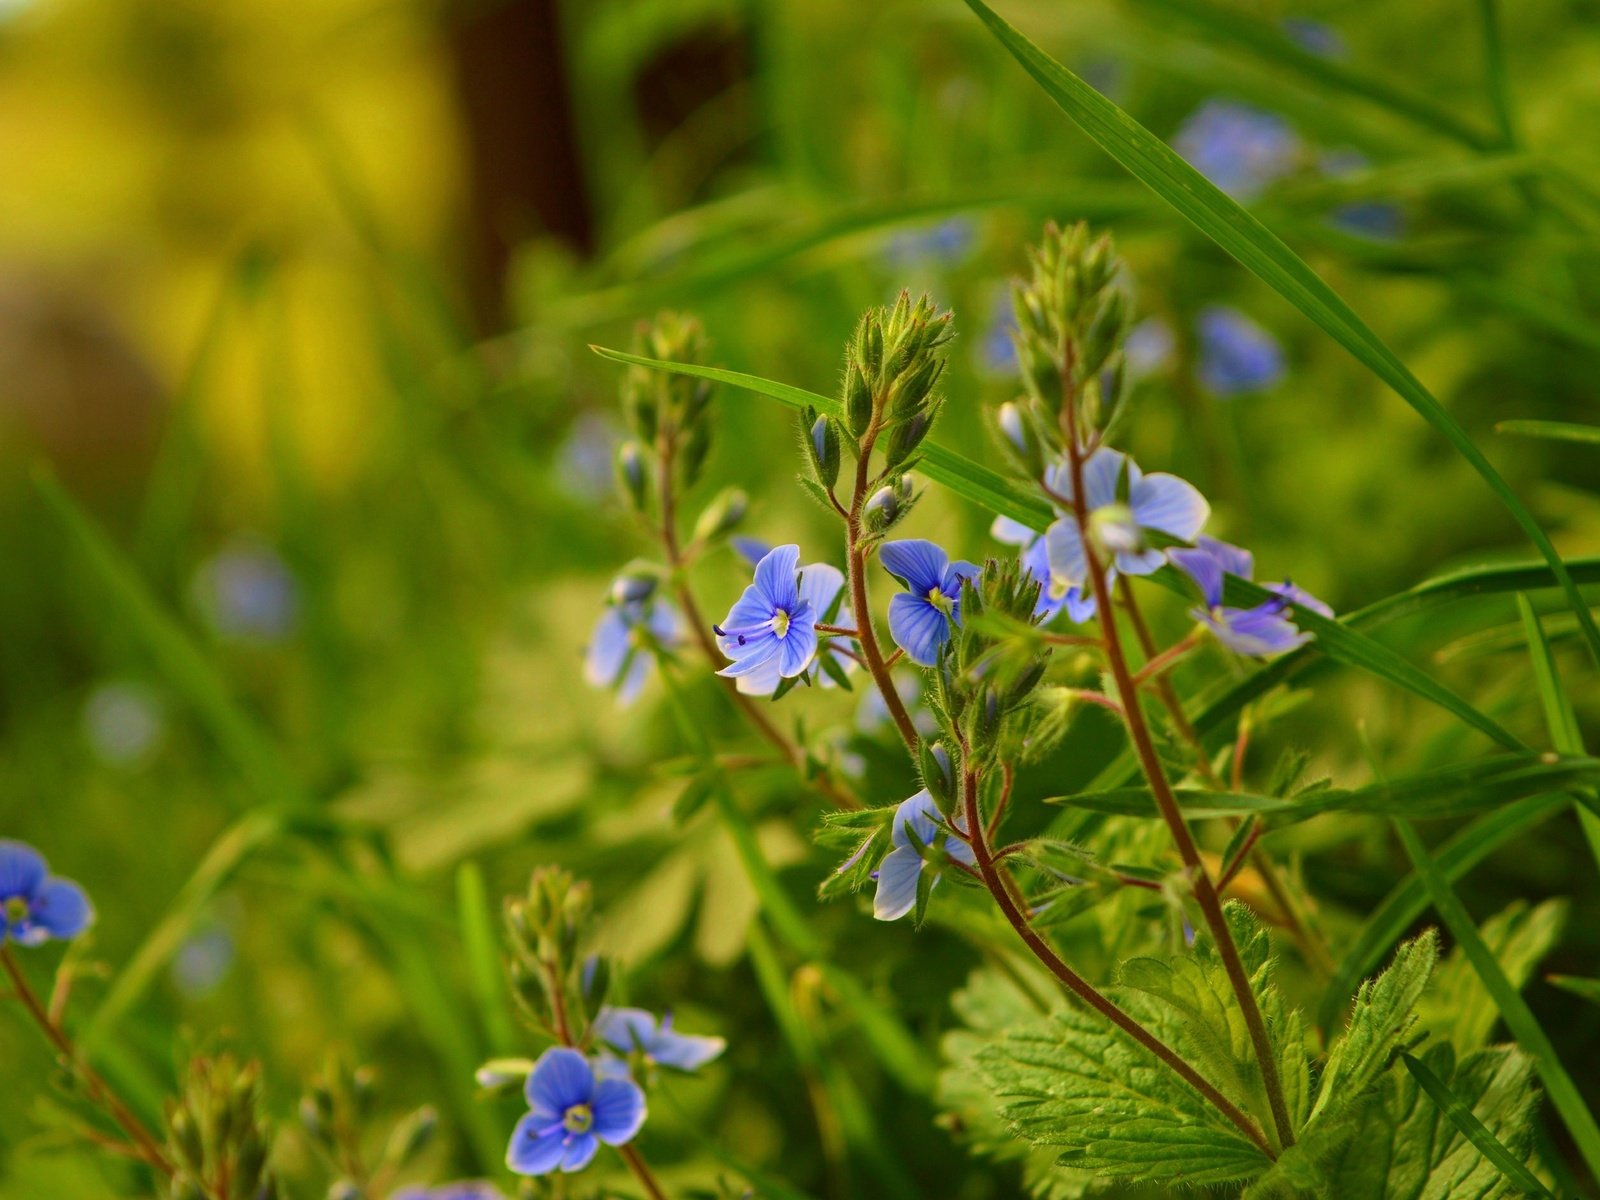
1219,819,1264,891
1076,691,1126,720
1061,413,1295,1150
1131,631,1201,688
617,1144,670,1200
815,623,859,637
1,949,174,1176
986,763,1015,841
958,765,1274,1158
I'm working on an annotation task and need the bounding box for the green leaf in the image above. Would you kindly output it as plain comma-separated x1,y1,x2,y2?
1310,931,1437,1126
959,0,1600,668
1517,594,1600,868
1402,1051,1552,1198
1420,900,1568,1054
455,861,518,1056
1052,754,1600,823
1496,418,1600,446
1547,975,1600,1007
1395,818,1600,1179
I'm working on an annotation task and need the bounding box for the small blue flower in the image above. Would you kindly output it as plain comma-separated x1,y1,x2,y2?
1174,100,1299,200
585,594,684,706
1320,149,1405,241
82,680,165,769
1169,535,1332,657
879,540,980,667
990,517,1096,623
726,561,855,696
714,544,819,685
0,841,92,947
193,540,299,642
556,412,620,501
391,1183,505,1200
506,1047,646,1177
883,217,976,269
873,791,977,921
1124,317,1176,380
593,1007,726,1072
1043,448,1210,590
977,289,1019,378
1281,16,1346,59
1196,306,1285,396
731,537,773,568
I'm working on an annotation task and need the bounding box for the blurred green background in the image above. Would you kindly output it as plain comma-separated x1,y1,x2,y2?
5,0,1600,1195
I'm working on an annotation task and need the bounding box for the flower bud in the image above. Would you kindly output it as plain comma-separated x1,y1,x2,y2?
616,441,649,510
384,1105,437,1166
920,741,955,814
863,484,900,533
691,487,748,544
610,568,659,605
475,1058,536,1094
845,364,874,440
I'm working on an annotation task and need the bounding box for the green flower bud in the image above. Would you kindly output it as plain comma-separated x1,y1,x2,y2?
692,487,748,544
616,441,649,510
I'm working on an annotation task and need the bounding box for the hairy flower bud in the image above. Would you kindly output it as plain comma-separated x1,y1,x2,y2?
803,410,842,488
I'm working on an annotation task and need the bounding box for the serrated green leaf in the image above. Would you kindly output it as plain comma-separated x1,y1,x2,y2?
1420,900,1568,1054
959,0,1600,667
1402,1052,1554,1198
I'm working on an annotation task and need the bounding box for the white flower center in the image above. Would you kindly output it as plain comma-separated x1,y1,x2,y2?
772,608,791,638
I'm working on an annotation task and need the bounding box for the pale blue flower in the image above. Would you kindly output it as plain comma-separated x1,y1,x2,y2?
1174,100,1299,200
593,1007,726,1072
714,544,819,684
0,841,92,947
82,680,165,768
1196,306,1285,396
991,516,1096,623
726,561,855,695
391,1183,504,1200
506,1048,645,1176
977,289,1018,378
879,540,979,667
883,217,976,269
1043,448,1209,589
1169,535,1332,657
1125,317,1176,380
731,537,772,568
193,540,298,641
1320,149,1405,241
1282,17,1346,58
873,791,977,921
585,594,684,706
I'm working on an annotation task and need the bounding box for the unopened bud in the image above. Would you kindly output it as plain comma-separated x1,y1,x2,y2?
691,487,748,543
617,441,649,509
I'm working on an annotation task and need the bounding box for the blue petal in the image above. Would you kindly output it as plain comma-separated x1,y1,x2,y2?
1044,519,1088,588
645,599,684,646
946,836,978,869
650,1023,726,1072
718,584,777,646
591,1076,647,1144
942,560,982,596
797,563,845,617
559,1133,599,1172
1130,471,1210,542
879,539,949,595
753,544,801,610
717,633,781,678
1271,580,1334,618
1169,546,1226,610
31,879,92,941
990,516,1036,548
525,1047,594,1118
777,613,818,678
887,594,949,667
593,1007,658,1056
1064,585,1100,624
891,790,942,850
873,846,924,921
1201,604,1311,657
506,1114,569,1175
616,653,653,706
1196,536,1254,581
732,537,773,567
732,652,784,696
0,841,48,902
1081,446,1135,510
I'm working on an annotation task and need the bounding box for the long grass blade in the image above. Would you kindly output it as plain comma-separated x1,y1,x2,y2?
1496,419,1600,446
456,862,519,1056
1399,1052,1552,1197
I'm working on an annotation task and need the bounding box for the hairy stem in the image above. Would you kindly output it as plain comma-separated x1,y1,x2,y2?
958,765,1275,1158
1,949,174,1176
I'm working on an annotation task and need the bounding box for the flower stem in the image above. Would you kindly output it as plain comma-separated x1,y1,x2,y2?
617,1143,670,1200
1,948,174,1176
957,764,1275,1159
1061,442,1296,1150
656,433,861,810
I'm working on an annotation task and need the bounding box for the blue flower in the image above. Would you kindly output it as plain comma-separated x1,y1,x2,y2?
714,544,820,684
879,540,980,667
585,594,684,706
977,289,1019,378
1043,448,1210,590
873,791,977,921
1320,149,1405,241
725,561,855,696
391,1183,505,1200
1125,317,1176,380
1281,16,1346,59
1169,535,1332,657
594,1007,726,1072
1174,100,1299,200
506,1047,646,1176
730,537,773,568
0,842,92,947
990,517,1097,624
883,217,976,269
193,540,299,642
82,680,165,769
1196,305,1285,396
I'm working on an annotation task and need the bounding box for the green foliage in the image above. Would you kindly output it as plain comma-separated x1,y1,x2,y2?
1419,901,1568,1054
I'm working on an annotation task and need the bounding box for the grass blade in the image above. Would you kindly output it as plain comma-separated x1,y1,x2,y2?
1400,1052,1552,1198
1516,594,1600,870
456,861,518,1056
1547,975,1600,1007
1394,818,1600,1179
959,0,1600,668
1496,419,1600,446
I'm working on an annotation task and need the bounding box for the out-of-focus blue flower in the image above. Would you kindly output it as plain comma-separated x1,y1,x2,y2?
594,1007,726,1072
506,1047,645,1176
991,517,1096,623
1169,535,1332,657
1281,17,1346,58
1196,305,1285,396
172,924,234,998
193,540,299,642
856,671,938,736
0,841,92,947
883,217,976,269
556,412,620,501
585,593,684,706
731,537,772,568
879,540,980,667
873,791,977,921
391,1184,504,1200
1125,317,1176,380
1044,448,1209,588
726,562,855,695
1174,100,1299,200
1319,149,1405,241
977,289,1018,378
82,680,165,768
714,544,819,686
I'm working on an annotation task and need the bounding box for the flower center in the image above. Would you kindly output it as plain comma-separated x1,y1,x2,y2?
771,608,791,638
925,586,954,616
563,1103,594,1135
1090,503,1143,555
4,896,28,925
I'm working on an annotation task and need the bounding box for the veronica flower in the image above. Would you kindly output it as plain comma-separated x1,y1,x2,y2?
1125,317,1176,380
1169,535,1332,657
714,544,819,684
730,537,773,568
873,791,977,921
976,289,1019,378
725,562,855,696
82,680,165,768
585,594,684,706
192,540,299,642
506,1048,645,1176
1174,100,1299,200
879,540,980,667
1043,448,1209,591
990,517,1096,623
0,841,92,947
1196,306,1285,396
391,1184,505,1200
594,1007,726,1072
1319,149,1405,241
883,217,976,269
